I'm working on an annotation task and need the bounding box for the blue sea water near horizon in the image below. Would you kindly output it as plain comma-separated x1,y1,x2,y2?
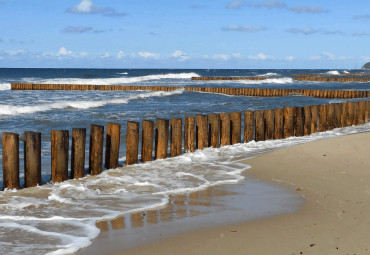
0,68,370,254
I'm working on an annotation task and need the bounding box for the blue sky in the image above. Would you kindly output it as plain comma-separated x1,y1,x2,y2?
0,0,369,69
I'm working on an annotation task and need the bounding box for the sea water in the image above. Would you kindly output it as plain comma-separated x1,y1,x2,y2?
0,68,369,254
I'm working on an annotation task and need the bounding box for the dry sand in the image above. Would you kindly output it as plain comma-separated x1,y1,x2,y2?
116,132,370,255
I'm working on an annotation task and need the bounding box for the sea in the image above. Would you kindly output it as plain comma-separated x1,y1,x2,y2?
0,68,370,254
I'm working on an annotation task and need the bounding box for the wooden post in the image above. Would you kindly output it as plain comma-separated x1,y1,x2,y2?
89,125,104,175
274,108,283,139
155,119,169,159
24,131,41,187
264,110,274,140
319,105,328,131
244,111,254,142
184,117,195,153
346,102,354,126
283,107,294,138
2,133,20,189
170,118,182,157
365,101,369,123
51,130,69,182
71,128,86,179
208,114,220,148
220,113,231,146
105,123,121,169
333,104,342,128
230,112,241,144
326,104,335,130
196,115,208,150
141,120,154,162
358,101,365,124
303,106,311,135
255,110,265,141
126,121,139,165
293,107,304,136
310,105,318,133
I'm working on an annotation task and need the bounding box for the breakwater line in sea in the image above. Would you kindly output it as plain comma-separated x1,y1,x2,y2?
10,83,370,98
2,100,369,190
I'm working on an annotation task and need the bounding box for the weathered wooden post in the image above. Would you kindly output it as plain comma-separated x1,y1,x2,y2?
51,130,69,182
358,101,366,124
24,131,41,187
2,133,20,189
196,115,208,150
220,113,231,146
105,123,121,169
89,125,104,175
346,102,354,126
126,121,140,165
264,110,274,140
170,118,182,157
230,112,241,144
293,107,304,136
255,110,265,142
274,108,283,139
283,107,294,138
155,119,169,159
244,111,254,142
208,114,220,148
303,106,311,135
326,104,335,130
352,101,359,125
333,103,342,128
318,105,328,131
184,117,195,153
141,120,154,162
71,128,86,179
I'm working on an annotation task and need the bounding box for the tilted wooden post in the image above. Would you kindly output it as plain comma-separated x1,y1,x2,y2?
244,111,254,142
89,125,104,175
230,112,241,144
51,130,69,182
293,107,304,136
318,105,328,132
208,114,220,148
2,133,20,189
220,113,231,146
326,104,335,130
24,131,41,187
126,121,140,165
155,119,169,159
105,123,121,169
303,106,311,135
141,120,154,162
71,128,86,179
196,115,208,150
184,117,195,153
170,118,182,157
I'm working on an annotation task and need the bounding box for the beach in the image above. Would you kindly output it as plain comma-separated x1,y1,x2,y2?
94,131,370,255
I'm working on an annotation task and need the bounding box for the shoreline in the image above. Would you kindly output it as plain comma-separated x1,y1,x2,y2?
95,131,370,255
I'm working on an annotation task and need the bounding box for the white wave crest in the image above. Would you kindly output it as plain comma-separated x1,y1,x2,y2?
237,77,293,85
326,70,340,75
0,89,184,116
0,83,11,90
257,72,279,77
21,72,200,85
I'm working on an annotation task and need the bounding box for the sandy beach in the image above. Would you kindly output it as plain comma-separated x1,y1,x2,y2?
97,131,370,255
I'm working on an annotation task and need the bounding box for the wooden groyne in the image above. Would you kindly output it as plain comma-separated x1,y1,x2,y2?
10,83,370,98
1,100,369,190
292,74,370,82
192,77,267,81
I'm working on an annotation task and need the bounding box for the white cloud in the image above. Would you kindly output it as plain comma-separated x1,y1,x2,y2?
61,26,92,34
287,27,319,35
117,51,126,59
248,53,274,60
288,6,325,14
321,51,335,60
213,54,231,61
138,51,160,59
285,56,296,61
101,52,111,58
353,32,369,37
67,0,127,16
226,0,244,9
248,0,286,8
309,52,353,61
57,47,72,56
361,56,370,62
171,50,189,61
221,25,266,32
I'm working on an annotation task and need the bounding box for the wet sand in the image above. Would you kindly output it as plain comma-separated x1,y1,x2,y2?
78,131,370,255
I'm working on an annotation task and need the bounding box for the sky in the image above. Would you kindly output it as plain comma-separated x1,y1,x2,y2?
0,0,369,69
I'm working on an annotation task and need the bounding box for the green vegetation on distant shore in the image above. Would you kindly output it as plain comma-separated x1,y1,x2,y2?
362,62,370,69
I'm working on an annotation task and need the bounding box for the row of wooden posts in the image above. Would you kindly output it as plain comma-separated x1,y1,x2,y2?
2,100,369,191
192,76,370,82
10,83,370,98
